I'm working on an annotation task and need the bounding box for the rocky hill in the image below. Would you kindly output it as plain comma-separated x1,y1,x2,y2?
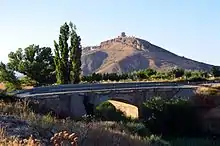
81,32,214,75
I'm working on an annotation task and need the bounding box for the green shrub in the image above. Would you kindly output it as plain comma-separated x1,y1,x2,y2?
19,76,37,86
136,69,157,80
136,71,148,80
124,122,150,137
171,68,185,78
144,135,169,145
151,72,171,80
183,70,207,82
184,70,192,79
95,101,127,121
4,82,22,92
187,76,206,82
0,91,18,103
142,97,202,137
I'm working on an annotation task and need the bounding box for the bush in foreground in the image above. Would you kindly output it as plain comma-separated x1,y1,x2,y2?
142,97,202,137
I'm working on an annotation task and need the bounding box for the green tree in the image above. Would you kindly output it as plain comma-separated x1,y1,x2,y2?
184,70,192,79
0,62,21,91
54,22,82,84
211,66,220,77
7,45,55,85
69,22,82,84
171,68,185,78
144,68,157,77
136,70,147,80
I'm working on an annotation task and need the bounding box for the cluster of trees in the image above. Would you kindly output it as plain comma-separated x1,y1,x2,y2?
0,22,82,91
81,67,219,83
81,69,157,82
54,22,82,84
81,73,129,82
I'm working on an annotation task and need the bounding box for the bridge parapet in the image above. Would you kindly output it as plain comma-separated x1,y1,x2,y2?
13,80,217,97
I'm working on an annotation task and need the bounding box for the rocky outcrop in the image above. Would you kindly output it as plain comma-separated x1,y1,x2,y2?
81,51,108,75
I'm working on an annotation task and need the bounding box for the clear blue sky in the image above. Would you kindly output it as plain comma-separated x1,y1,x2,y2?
0,0,219,65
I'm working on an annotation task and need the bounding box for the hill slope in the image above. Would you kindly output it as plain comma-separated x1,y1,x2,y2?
81,33,214,75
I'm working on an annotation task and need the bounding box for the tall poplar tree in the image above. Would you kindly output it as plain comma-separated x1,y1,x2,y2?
69,22,82,84
54,22,82,84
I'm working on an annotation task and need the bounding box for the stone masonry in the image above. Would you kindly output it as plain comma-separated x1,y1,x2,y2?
27,87,197,118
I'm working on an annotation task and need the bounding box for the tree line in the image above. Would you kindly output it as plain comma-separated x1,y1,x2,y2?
81,67,220,83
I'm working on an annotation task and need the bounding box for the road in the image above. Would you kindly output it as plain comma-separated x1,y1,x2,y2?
13,80,220,98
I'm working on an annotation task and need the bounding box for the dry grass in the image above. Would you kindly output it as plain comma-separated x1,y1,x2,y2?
22,86,34,89
196,84,220,96
0,100,152,146
192,84,220,109
50,131,78,146
211,84,220,90
0,129,42,146
0,127,78,146
96,42,135,74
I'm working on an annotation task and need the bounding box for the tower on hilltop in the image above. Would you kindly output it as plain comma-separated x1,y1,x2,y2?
121,32,126,37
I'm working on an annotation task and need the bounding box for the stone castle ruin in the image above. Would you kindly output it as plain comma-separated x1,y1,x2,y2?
121,32,126,37
83,32,150,52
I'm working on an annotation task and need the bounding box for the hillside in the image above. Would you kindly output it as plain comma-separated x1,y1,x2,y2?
81,32,214,75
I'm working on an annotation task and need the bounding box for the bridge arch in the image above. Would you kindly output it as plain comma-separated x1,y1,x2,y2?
93,92,141,107
86,92,140,119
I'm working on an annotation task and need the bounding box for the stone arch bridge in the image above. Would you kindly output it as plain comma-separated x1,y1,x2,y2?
14,82,200,118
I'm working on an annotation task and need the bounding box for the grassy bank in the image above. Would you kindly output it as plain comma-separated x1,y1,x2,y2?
1,94,220,145
0,99,161,146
